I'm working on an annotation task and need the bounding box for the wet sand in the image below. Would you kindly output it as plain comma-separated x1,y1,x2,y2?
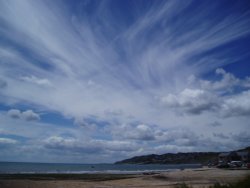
0,168,249,188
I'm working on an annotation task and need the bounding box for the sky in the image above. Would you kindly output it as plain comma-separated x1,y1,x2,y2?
0,0,250,163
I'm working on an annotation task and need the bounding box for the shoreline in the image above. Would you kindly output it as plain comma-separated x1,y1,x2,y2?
0,162,202,174
0,168,180,175
0,168,249,188
0,173,138,181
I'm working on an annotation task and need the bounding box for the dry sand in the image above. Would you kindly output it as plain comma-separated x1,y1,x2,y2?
0,168,250,188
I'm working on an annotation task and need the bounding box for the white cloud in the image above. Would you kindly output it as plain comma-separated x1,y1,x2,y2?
161,88,250,118
44,136,139,153
0,137,17,145
22,110,40,121
112,124,155,141
44,136,101,153
154,128,201,148
242,77,250,88
0,0,249,124
0,110,249,162
161,89,219,114
221,90,250,117
104,140,139,152
0,1,249,162
111,124,217,150
189,68,250,93
20,75,52,87
7,109,21,119
7,109,40,121
201,68,239,92
160,69,250,118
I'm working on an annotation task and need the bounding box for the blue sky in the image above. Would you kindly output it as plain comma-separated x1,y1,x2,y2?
0,0,250,163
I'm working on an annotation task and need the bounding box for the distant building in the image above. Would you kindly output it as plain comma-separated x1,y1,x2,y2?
219,151,250,163
236,151,250,162
218,152,239,163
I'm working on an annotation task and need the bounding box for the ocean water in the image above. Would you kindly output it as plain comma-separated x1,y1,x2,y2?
0,162,202,174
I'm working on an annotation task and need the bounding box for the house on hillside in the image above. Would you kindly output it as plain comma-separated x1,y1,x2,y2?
218,151,250,163
218,152,240,163
236,151,250,162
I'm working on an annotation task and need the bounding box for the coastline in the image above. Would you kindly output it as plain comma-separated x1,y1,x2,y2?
0,162,202,174
0,167,250,188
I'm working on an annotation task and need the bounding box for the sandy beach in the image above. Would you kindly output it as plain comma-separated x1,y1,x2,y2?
0,168,250,188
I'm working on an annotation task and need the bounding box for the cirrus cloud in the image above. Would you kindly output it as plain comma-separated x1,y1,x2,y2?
0,0,249,163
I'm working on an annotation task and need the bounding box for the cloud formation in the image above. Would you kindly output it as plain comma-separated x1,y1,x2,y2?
7,109,40,121
161,89,219,114
112,124,155,141
0,1,249,122
0,137,17,145
44,136,139,154
0,138,18,149
189,68,250,93
161,69,250,117
20,75,52,87
221,90,250,117
0,0,249,162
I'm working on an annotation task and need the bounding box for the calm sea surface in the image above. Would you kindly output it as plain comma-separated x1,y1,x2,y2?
0,162,202,174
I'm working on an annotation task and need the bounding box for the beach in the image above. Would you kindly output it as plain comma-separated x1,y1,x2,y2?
0,168,250,188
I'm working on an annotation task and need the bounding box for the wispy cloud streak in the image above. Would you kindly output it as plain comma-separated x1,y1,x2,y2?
0,1,250,162
0,0,249,119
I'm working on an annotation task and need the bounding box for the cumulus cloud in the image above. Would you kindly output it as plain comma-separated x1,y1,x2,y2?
189,68,250,93
7,109,21,119
44,132,209,157
154,128,199,145
161,89,219,114
161,88,250,117
22,110,40,121
44,136,100,153
202,68,240,92
104,140,139,152
221,90,250,117
161,69,250,117
148,134,233,154
44,136,139,154
112,124,155,141
112,124,203,148
73,115,111,128
7,109,40,121
242,77,250,88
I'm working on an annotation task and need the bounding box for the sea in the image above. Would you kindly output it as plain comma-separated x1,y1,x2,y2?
0,162,202,174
